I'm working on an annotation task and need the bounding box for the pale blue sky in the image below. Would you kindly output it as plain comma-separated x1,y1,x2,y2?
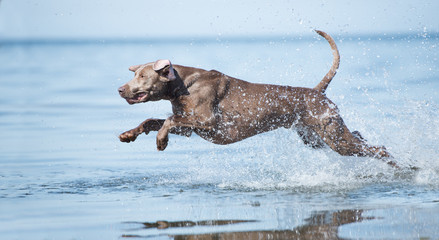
0,0,438,39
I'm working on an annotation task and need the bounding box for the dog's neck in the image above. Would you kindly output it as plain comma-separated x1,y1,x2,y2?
167,71,189,100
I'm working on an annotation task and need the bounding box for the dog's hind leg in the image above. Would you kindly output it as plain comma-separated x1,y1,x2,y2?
306,112,398,167
296,124,326,149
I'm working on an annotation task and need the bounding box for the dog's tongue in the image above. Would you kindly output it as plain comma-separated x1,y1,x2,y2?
126,93,148,104
136,92,147,100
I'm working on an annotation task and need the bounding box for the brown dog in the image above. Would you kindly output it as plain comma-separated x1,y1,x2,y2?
118,30,397,167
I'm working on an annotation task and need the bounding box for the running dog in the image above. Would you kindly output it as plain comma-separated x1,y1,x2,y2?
118,30,397,167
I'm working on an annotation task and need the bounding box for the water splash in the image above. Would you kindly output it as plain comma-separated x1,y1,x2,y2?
158,96,439,191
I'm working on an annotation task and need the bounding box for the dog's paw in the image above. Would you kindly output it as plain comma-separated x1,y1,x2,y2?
119,130,138,143
156,135,168,151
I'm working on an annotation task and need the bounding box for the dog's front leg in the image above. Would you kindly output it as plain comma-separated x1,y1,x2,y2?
156,115,214,151
119,119,165,143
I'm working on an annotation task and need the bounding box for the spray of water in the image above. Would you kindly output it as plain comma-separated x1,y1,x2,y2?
155,96,439,191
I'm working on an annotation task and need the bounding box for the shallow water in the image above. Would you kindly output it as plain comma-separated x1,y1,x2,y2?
1,35,439,239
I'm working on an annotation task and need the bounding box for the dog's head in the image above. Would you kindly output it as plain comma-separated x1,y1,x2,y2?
118,59,176,104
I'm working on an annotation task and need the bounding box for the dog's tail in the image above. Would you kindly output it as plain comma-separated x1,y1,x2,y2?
313,30,340,94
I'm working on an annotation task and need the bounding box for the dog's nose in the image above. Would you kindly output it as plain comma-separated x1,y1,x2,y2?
118,86,125,95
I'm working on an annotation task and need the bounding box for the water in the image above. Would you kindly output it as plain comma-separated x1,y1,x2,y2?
1,34,439,239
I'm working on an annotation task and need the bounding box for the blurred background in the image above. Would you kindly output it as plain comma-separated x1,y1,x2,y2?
1,0,438,40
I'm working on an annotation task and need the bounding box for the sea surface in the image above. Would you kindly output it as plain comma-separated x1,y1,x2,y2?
1,34,439,239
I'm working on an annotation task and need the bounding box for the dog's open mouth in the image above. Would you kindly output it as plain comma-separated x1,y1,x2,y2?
126,92,149,104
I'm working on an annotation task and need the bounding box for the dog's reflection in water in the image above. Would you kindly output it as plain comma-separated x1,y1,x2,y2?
122,209,374,239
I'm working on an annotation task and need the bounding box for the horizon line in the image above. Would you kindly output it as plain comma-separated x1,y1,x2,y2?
1,32,438,45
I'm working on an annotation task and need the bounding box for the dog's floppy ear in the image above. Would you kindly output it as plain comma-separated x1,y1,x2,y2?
153,59,176,82
129,64,143,72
